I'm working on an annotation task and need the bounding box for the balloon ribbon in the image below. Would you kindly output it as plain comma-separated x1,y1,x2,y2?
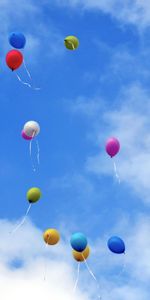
29,132,40,172
10,204,32,235
73,263,80,293
82,254,102,300
113,160,120,184
15,60,40,90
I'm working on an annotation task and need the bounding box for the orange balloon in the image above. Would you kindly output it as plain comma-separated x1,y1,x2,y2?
72,246,90,262
43,228,60,245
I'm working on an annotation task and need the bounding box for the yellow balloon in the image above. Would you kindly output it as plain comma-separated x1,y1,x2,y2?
43,228,60,245
64,36,79,50
72,246,90,262
27,187,41,203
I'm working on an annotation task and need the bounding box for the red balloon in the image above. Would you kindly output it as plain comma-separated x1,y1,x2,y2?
6,50,23,71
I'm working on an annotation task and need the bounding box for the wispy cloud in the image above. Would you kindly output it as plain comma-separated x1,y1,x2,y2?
52,0,150,29
69,84,150,203
92,214,150,299
0,218,90,300
0,0,38,53
0,0,65,67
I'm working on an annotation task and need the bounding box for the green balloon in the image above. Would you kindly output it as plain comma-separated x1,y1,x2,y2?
27,187,41,203
64,36,79,50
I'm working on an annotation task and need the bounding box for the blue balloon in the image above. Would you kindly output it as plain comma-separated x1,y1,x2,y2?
9,32,26,49
107,236,125,254
70,232,87,252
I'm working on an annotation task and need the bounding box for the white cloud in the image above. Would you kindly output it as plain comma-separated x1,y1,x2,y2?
98,47,150,86
69,84,150,203
0,216,150,299
126,215,150,281
70,96,105,119
52,0,150,29
92,214,150,299
0,218,90,300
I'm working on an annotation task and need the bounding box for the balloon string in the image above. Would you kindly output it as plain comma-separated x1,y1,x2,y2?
29,131,36,172
68,41,75,50
10,204,32,235
23,60,32,80
15,73,33,88
43,243,49,281
82,254,102,300
113,160,120,184
116,252,126,279
71,42,75,50
73,263,80,293
15,69,40,91
36,139,40,165
23,60,41,90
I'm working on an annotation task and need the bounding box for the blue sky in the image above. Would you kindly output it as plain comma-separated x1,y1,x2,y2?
0,1,150,299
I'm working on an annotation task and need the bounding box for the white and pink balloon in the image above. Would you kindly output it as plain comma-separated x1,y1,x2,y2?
22,121,40,140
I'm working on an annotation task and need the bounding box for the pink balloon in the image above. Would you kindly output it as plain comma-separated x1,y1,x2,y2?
105,137,120,157
21,130,33,140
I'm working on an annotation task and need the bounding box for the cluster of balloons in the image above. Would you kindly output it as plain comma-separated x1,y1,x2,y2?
14,190,126,257
70,232,125,262
70,232,90,262
41,230,125,299
6,32,26,71
42,229,125,262
5,33,79,72
7,31,125,296
10,33,80,227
